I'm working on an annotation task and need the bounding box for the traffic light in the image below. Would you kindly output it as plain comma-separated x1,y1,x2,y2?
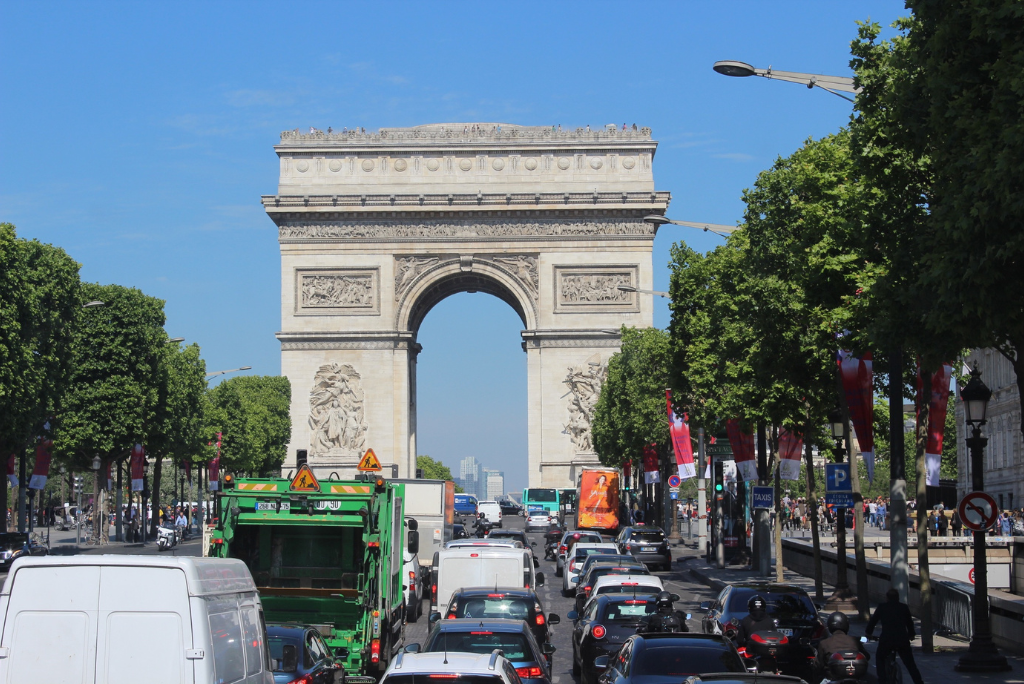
713,461,724,493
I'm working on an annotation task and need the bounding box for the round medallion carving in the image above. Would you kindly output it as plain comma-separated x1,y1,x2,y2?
361,159,375,172
590,157,604,170
393,159,408,172
492,158,505,171
328,159,342,172
621,157,636,170
426,159,440,172
557,157,571,170
459,158,473,171
295,160,310,173
524,158,538,171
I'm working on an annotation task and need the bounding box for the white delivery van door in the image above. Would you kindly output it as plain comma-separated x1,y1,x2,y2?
438,555,522,612
95,566,193,684
0,565,101,684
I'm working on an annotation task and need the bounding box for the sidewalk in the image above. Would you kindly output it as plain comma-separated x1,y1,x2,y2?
674,543,1024,682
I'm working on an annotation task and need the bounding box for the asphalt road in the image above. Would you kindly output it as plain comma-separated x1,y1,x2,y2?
402,516,719,684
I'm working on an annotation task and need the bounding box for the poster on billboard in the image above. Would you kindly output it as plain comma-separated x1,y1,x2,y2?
578,469,620,531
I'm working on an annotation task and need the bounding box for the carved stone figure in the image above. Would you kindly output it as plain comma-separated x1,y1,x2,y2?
491,255,539,298
395,256,440,300
280,220,652,241
309,363,368,456
560,273,632,304
563,355,607,453
301,274,374,308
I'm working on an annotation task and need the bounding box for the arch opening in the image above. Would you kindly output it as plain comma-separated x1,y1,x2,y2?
408,272,528,335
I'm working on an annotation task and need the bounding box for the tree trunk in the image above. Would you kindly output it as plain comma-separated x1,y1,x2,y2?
916,370,934,652
804,432,824,601
774,460,784,582
151,455,163,540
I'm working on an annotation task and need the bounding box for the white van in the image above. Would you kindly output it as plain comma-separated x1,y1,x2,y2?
0,555,273,684
429,547,542,618
476,501,503,527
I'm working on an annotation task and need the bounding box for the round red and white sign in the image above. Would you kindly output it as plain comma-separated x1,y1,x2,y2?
969,568,976,584
958,491,998,532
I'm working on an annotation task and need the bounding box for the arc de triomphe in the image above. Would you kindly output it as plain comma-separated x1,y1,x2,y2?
263,123,669,488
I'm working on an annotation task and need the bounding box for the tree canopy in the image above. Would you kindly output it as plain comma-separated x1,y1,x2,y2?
416,455,463,492
205,375,291,476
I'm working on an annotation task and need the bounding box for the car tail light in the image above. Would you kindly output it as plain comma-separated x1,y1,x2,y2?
559,545,567,554
371,639,380,663
591,624,606,639
621,582,638,586
488,593,505,598
287,675,313,684
624,600,646,604
446,613,457,619
471,631,493,635
583,585,591,594
431,584,437,602
535,614,545,625
516,667,543,678
429,675,459,679
409,571,417,581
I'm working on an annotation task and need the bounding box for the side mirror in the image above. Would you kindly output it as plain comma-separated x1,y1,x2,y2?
408,530,420,555
334,647,349,658
570,576,579,584
536,572,545,586
541,643,556,655
671,593,680,602
567,610,578,621
548,613,561,625
429,612,441,624
594,656,609,670
699,601,712,611
685,613,692,620
282,644,298,672
404,643,421,653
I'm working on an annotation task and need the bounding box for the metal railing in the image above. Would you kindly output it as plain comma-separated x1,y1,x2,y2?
934,580,974,638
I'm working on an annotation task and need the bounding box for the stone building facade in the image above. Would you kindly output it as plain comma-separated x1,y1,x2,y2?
263,123,667,487
957,348,1023,509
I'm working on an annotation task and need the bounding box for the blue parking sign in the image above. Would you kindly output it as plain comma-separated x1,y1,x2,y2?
825,463,852,492
752,486,774,509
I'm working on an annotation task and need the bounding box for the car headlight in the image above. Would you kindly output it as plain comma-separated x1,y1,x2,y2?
0,551,11,560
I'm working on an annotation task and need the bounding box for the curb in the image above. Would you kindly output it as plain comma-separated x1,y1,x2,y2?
687,564,727,592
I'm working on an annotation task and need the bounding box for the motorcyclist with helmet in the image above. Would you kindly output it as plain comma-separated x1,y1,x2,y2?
640,591,688,633
816,612,869,674
736,595,776,647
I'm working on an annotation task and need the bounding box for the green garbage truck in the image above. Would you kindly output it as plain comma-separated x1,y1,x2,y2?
206,467,417,682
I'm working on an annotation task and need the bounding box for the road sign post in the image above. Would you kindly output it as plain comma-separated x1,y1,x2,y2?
958,491,998,532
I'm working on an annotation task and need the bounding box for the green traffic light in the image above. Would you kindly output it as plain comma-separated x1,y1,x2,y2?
715,483,723,491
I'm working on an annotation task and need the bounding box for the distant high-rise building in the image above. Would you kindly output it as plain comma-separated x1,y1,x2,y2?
483,469,505,500
460,457,482,499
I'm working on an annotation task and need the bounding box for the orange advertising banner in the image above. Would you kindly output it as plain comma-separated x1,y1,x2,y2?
578,469,620,530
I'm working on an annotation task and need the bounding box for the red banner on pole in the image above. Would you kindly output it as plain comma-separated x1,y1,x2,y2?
7,454,17,488
726,419,757,482
838,350,875,482
130,443,145,491
28,438,52,490
642,443,660,484
917,362,953,487
778,428,803,480
208,432,222,491
666,390,696,480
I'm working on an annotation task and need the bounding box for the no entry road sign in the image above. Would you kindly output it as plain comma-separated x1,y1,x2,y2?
958,491,998,531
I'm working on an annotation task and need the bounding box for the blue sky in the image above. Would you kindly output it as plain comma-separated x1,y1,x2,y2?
1,1,903,493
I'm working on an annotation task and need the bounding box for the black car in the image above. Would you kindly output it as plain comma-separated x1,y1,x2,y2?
0,533,47,571
499,499,523,516
614,527,672,571
595,633,749,684
441,586,560,648
700,583,826,675
487,529,535,549
568,594,659,684
574,561,649,614
266,623,340,684
413,618,556,684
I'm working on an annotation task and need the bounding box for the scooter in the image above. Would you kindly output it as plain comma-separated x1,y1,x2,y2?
817,637,870,684
157,524,177,551
739,631,788,674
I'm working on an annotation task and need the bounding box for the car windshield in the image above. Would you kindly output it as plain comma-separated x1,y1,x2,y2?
384,676,504,684
453,598,533,621
567,533,603,544
0,534,28,548
630,530,665,541
267,635,301,673
429,632,531,661
576,551,620,563
727,589,817,620
634,644,744,676
602,600,657,621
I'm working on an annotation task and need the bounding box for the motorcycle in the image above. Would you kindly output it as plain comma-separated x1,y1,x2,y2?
817,637,870,684
739,631,788,674
473,517,493,538
157,525,177,551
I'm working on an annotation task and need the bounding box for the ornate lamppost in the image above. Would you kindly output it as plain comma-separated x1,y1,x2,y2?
956,367,1011,672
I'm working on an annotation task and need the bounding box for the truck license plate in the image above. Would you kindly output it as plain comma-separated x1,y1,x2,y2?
256,502,289,511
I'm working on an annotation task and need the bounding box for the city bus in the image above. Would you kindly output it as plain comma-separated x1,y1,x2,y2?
521,488,559,514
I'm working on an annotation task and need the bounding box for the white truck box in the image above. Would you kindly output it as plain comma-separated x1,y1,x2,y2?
428,548,543,618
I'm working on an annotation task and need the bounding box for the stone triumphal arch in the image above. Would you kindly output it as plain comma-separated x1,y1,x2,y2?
263,124,669,488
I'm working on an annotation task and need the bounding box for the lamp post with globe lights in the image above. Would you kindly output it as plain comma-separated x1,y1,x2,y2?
956,368,1011,672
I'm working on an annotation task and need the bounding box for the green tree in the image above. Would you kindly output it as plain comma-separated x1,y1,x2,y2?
0,223,81,467
416,455,463,492
205,375,291,476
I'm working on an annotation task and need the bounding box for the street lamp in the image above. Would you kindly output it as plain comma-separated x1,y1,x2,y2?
91,456,101,471
712,60,860,103
643,215,738,238
824,406,856,611
956,367,1010,672
617,285,669,299
168,337,185,344
82,300,105,309
206,366,252,379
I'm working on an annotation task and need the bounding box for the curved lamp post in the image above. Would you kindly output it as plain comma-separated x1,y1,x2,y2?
712,60,859,103
643,214,737,238
205,366,252,379
616,285,669,299
956,367,1010,672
